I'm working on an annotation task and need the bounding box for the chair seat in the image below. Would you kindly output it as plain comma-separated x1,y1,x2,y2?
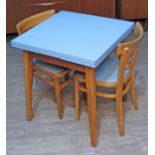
75,56,128,83
34,60,67,74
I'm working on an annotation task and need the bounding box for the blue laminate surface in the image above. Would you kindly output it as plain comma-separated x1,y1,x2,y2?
75,56,128,83
11,10,135,68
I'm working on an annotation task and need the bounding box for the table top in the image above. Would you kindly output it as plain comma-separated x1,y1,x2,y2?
11,10,135,68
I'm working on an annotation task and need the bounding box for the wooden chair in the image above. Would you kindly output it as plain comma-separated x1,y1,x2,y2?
16,9,55,35
74,22,144,136
17,9,73,119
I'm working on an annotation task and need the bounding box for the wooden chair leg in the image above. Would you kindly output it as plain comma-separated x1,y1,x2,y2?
144,18,148,32
116,96,125,136
123,83,128,101
54,78,63,119
81,83,87,100
64,73,70,81
130,80,139,111
75,80,80,121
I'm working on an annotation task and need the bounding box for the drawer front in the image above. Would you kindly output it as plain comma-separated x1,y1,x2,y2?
15,0,79,21
7,0,18,33
120,0,148,19
79,0,115,17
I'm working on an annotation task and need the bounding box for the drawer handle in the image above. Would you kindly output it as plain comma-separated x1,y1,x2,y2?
31,1,70,6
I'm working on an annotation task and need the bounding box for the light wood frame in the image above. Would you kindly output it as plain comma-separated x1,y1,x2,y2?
23,51,97,146
17,9,73,120
74,22,144,136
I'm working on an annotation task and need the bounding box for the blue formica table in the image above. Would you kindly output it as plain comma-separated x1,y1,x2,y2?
11,10,135,146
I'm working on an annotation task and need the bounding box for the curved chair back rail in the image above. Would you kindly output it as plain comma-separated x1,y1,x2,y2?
16,9,55,35
117,22,144,98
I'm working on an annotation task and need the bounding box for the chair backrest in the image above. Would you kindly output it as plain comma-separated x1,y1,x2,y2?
16,9,55,35
116,22,144,94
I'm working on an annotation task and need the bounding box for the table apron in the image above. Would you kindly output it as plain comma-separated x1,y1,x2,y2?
29,52,86,72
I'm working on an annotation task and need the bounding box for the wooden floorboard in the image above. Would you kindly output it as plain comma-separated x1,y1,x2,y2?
6,32,148,155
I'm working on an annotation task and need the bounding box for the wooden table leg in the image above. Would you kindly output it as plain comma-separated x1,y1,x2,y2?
85,67,97,146
23,52,33,121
